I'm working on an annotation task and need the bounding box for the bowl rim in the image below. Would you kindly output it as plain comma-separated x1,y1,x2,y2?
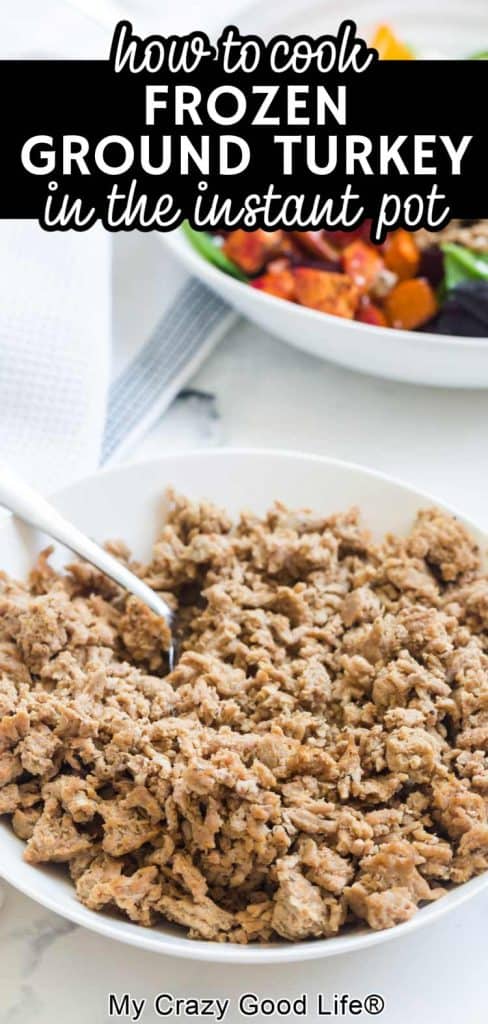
163,0,488,352
1,446,487,962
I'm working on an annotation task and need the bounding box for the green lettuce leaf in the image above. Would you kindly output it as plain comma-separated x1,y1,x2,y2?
442,242,488,291
182,223,248,281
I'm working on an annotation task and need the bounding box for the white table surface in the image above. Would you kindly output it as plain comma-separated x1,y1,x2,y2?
2,3,488,1022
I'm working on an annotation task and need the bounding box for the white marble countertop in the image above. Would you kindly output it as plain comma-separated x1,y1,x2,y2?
2,229,488,1024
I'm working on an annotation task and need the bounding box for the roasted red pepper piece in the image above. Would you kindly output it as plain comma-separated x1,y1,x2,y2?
341,240,385,294
222,230,284,275
252,268,296,301
356,297,389,327
292,267,359,318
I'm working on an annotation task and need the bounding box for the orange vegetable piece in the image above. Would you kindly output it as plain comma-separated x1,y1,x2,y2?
371,24,413,61
252,268,296,301
356,298,388,328
384,278,438,330
292,267,359,319
384,230,420,281
222,230,284,275
341,240,384,294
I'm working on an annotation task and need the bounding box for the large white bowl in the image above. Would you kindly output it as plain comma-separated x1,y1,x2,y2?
163,0,488,387
1,449,487,962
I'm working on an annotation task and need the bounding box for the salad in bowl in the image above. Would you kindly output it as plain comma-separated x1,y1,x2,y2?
183,26,488,340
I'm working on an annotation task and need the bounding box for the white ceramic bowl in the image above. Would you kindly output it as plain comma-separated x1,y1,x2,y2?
0,449,487,962
163,0,488,387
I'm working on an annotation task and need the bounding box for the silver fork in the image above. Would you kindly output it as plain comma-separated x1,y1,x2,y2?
0,462,176,669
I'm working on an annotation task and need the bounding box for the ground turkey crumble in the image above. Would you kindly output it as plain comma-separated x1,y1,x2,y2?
1,493,488,944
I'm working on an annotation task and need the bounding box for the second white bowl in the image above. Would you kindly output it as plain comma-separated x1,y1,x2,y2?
163,0,488,387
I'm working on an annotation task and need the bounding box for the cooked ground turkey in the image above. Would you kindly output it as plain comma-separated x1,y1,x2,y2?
1,494,488,944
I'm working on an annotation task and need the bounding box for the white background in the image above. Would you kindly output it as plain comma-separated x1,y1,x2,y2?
1,2,488,1022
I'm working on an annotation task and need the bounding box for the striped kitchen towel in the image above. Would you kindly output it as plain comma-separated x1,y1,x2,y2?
102,277,236,464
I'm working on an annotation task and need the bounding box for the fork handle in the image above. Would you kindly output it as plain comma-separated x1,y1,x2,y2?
0,462,173,623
